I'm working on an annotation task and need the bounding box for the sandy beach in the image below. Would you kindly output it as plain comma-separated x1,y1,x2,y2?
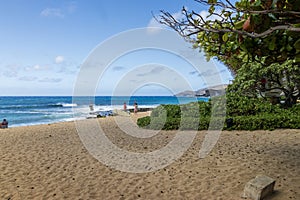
0,112,299,200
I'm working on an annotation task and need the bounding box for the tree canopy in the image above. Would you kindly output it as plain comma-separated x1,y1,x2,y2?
160,0,300,106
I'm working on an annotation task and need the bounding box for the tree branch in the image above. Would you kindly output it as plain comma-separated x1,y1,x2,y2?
160,11,300,39
194,0,300,15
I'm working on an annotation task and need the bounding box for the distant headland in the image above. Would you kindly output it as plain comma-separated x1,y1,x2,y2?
175,84,228,97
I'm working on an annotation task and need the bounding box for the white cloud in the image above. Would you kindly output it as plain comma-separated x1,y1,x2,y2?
199,69,214,76
40,8,64,18
199,10,210,19
136,66,165,77
172,10,185,20
112,66,126,71
147,18,164,30
24,64,49,71
3,70,18,78
39,78,62,83
3,64,21,78
41,3,77,19
55,56,64,64
108,64,196,96
18,76,38,81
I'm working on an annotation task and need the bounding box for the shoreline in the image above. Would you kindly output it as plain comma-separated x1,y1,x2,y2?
0,96,208,128
4,110,152,129
0,115,299,199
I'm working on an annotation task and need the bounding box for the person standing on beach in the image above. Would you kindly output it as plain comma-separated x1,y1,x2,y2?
123,102,127,111
1,119,8,128
134,101,138,113
89,104,94,111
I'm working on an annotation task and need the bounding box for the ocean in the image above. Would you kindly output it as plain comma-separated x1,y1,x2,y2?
0,96,209,127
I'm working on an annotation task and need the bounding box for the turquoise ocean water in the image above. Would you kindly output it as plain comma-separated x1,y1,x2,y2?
0,96,208,127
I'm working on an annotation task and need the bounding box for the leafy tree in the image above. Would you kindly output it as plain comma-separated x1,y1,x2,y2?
160,0,300,106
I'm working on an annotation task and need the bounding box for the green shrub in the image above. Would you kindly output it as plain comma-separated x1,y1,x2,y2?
226,92,282,116
227,113,300,131
151,104,180,118
179,117,201,130
137,116,151,128
137,93,300,131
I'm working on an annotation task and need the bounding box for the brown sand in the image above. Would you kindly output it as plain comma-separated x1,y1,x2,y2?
0,112,299,200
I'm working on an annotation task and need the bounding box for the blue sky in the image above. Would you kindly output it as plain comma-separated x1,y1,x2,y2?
0,0,232,96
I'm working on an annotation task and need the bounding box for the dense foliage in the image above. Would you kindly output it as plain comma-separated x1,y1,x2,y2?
137,94,300,131
160,0,300,106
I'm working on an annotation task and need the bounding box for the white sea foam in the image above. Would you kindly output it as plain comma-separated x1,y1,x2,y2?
61,103,78,107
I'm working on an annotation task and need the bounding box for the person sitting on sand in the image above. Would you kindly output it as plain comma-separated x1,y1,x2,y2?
1,119,8,128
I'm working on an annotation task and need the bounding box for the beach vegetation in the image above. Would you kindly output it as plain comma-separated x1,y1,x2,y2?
159,0,300,107
137,94,300,130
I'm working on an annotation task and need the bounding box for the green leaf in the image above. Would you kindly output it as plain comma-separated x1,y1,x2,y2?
253,0,262,7
193,19,199,26
205,54,211,61
286,44,293,51
208,0,217,4
222,33,229,42
234,19,246,29
295,54,300,63
268,37,276,50
223,11,231,18
197,33,202,40
208,6,215,14
294,39,300,51
212,33,219,40
294,23,300,28
242,54,249,62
